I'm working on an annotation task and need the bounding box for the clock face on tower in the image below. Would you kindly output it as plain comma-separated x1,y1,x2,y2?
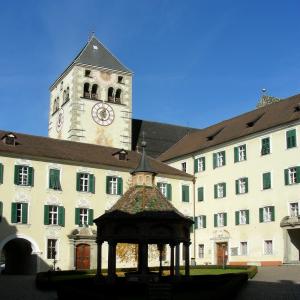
91,103,115,126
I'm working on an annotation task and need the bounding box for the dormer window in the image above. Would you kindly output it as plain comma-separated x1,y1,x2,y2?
85,70,91,77
294,103,300,112
112,149,128,161
2,133,17,146
118,76,124,84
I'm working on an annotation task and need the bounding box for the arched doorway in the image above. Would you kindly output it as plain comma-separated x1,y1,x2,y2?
76,244,90,270
2,238,37,274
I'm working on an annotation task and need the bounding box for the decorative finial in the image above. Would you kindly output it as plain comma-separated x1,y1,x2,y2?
261,88,267,94
88,31,95,41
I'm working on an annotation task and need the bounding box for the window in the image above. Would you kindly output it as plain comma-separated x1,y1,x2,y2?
83,83,90,98
14,165,34,186
0,163,3,184
213,151,225,168
44,205,65,226
261,137,270,155
108,87,114,102
214,183,226,198
289,203,299,217
259,206,275,223
214,213,227,227
181,162,187,172
285,167,300,185
264,240,273,255
91,84,98,100
194,157,205,173
182,185,189,202
234,145,246,162
47,239,57,259
53,98,59,114
286,129,297,149
240,242,248,256
85,69,91,77
198,215,206,229
157,182,172,200
198,244,204,259
231,247,238,256
106,176,123,195
75,208,94,226
11,202,28,224
235,210,249,225
198,187,204,202
235,178,248,194
262,172,271,190
76,173,95,193
49,169,61,190
115,89,122,103
118,76,124,84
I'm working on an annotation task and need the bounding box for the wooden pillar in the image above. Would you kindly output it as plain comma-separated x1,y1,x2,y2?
170,244,175,276
138,243,148,274
175,243,180,276
184,242,190,276
108,241,117,280
158,244,163,276
96,241,103,277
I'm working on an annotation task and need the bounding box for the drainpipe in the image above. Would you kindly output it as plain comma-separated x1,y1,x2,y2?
192,158,196,263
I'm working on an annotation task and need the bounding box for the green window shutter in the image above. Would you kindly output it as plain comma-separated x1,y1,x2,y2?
89,174,95,193
22,203,28,224
213,153,217,169
234,147,238,163
76,173,81,191
88,209,94,226
28,167,34,187
259,208,263,223
198,187,204,202
214,184,217,199
0,201,2,223
11,203,17,223
223,183,226,197
49,169,61,190
287,129,296,148
194,217,198,229
75,208,80,225
117,177,123,195
44,205,49,225
262,138,270,155
182,185,189,202
49,169,55,189
157,182,162,189
203,216,206,228
245,178,248,193
224,213,227,226
0,163,3,184
203,157,206,171
246,210,249,224
235,180,239,194
235,211,239,225
271,206,275,221
244,145,247,160
106,176,111,194
167,184,172,201
284,169,289,185
263,172,271,189
194,158,198,173
214,214,217,227
14,165,20,185
296,167,300,184
58,206,65,227
222,151,226,165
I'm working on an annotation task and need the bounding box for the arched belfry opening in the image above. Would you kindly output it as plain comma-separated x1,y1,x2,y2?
83,83,90,98
2,238,38,274
108,87,114,102
94,141,193,281
91,84,98,100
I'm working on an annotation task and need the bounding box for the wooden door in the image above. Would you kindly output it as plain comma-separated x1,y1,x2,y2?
76,244,90,270
216,242,228,266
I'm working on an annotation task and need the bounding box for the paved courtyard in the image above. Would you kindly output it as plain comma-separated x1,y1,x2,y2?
0,266,299,299
236,265,300,300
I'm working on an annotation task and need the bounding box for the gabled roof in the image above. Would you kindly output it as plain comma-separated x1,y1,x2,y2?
73,36,132,73
132,119,200,158
0,130,192,179
158,93,300,162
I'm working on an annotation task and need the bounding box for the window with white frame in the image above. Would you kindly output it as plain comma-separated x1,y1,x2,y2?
238,145,246,161
231,247,238,256
109,177,118,195
216,152,224,167
238,178,247,194
264,240,273,255
198,244,204,259
79,173,89,192
289,202,299,217
159,182,167,197
239,210,247,225
49,205,58,225
217,213,225,227
263,207,272,222
181,162,187,172
198,157,205,172
19,166,29,186
79,208,88,226
198,215,205,228
288,168,297,184
47,239,57,259
217,184,224,198
16,203,23,223
240,242,248,256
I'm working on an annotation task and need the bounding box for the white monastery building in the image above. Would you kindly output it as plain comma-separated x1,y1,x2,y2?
0,36,299,274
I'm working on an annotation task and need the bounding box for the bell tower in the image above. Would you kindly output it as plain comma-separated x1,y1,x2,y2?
48,35,133,150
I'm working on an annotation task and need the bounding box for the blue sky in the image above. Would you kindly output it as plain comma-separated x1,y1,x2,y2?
0,0,300,135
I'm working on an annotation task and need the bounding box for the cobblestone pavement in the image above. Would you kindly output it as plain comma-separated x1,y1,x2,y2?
236,266,300,300
0,275,56,300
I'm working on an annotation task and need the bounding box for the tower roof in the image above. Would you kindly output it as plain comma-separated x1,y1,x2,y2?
73,36,132,74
